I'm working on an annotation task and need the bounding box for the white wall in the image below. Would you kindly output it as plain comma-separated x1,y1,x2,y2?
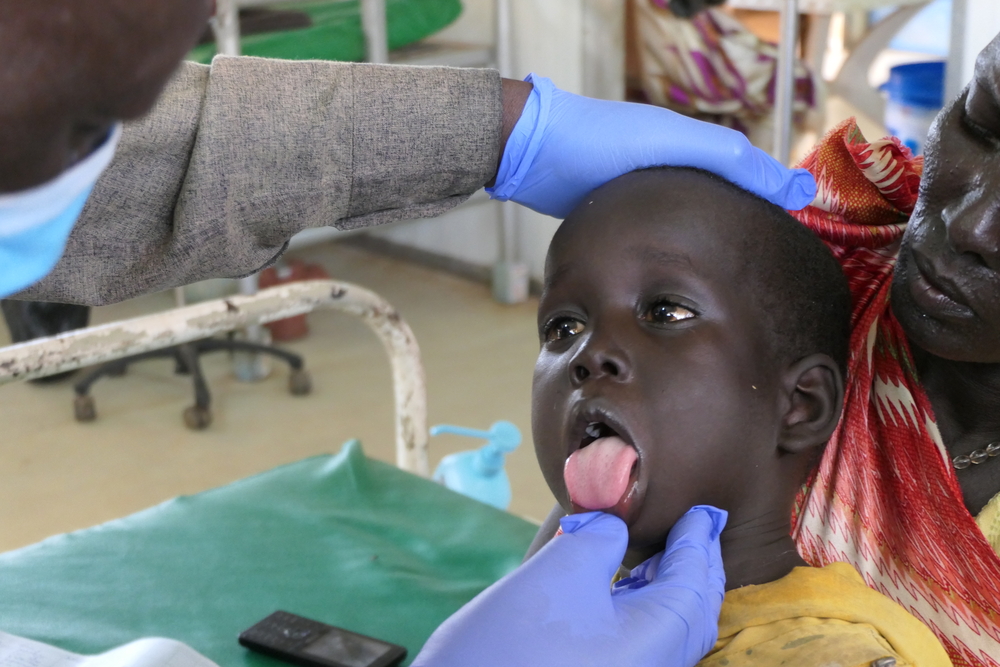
505,0,587,282
509,0,626,282
947,0,1000,99
368,194,501,266
436,0,496,48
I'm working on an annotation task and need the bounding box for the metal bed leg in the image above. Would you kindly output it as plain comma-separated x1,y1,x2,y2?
176,343,213,429
198,338,312,395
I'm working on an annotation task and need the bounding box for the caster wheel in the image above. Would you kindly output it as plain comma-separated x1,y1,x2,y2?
74,395,96,422
183,405,212,430
289,369,312,396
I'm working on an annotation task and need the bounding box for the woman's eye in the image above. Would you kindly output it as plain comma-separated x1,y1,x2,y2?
644,300,696,325
543,317,585,343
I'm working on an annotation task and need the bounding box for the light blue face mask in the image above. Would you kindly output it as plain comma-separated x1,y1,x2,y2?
0,124,122,298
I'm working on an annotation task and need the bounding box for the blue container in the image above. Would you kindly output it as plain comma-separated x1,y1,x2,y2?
430,421,521,510
882,61,946,156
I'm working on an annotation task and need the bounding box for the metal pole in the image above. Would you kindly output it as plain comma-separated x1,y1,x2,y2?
361,0,390,63
491,0,529,304
232,274,270,381
213,0,271,380
946,0,968,101
213,0,241,57
497,0,516,270
773,0,799,165
496,0,514,266
496,0,513,76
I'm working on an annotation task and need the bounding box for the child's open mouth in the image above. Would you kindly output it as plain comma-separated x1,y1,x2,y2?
564,418,641,521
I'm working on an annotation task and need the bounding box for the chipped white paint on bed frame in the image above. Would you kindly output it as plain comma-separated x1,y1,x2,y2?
0,280,429,475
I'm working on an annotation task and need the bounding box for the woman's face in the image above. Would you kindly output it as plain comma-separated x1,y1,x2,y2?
892,33,1000,363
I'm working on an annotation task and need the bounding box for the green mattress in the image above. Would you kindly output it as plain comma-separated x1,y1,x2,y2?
189,0,463,64
0,440,537,667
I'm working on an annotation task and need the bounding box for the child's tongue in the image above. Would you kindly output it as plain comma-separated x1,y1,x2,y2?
563,436,637,510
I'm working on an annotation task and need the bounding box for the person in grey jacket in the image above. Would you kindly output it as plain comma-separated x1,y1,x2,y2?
1,0,813,306
0,2,808,665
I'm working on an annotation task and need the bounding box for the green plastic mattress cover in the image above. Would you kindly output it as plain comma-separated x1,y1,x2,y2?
0,440,537,667
189,0,462,64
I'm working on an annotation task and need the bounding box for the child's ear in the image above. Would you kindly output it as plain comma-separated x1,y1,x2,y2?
777,354,844,455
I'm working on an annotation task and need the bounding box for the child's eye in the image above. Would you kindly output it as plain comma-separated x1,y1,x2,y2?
543,317,585,343
643,299,696,325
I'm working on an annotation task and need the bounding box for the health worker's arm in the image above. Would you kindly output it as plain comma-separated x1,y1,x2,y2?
15,60,812,305
17,58,505,305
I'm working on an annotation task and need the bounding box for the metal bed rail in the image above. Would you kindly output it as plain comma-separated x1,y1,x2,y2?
0,280,430,475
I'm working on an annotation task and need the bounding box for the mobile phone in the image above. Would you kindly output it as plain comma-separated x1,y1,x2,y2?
238,611,407,667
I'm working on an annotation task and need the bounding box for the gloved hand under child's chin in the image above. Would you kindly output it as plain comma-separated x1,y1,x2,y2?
488,74,815,218
410,506,728,667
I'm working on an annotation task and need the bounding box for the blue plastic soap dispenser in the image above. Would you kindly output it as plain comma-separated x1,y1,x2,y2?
430,421,521,510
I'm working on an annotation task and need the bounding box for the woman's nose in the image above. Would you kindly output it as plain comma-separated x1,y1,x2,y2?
569,336,630,386
943,187,1000,271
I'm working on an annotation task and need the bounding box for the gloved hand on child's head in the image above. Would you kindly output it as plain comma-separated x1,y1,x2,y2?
489,74,815,218
411,506,727,667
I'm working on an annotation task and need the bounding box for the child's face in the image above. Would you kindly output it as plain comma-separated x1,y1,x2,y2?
532,173,781,564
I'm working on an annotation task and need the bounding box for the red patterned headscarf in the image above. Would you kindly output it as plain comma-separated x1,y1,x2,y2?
791,118,1000,667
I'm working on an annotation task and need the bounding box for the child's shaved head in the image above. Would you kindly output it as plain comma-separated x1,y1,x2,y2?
678,168,848,376
546,167,850,376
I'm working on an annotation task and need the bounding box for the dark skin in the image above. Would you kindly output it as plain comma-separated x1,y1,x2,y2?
0,0,533,193
532,171,844,588
891,32,1000,516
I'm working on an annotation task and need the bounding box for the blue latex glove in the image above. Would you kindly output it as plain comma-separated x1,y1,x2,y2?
411,506,727,667
488,74,816,217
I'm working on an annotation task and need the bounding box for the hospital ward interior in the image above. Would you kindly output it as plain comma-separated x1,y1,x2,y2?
1,1,996,666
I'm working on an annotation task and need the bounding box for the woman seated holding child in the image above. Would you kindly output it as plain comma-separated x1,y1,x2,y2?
784,31,1000,667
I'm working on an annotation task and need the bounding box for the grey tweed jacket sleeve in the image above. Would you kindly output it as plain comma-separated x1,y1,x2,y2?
18,57,502,305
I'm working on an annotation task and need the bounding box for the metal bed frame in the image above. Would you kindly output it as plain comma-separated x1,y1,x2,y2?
0,280,430,476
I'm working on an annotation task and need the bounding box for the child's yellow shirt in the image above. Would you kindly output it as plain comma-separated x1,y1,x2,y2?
698,562,952,667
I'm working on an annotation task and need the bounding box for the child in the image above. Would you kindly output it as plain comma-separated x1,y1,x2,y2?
530,167,952,666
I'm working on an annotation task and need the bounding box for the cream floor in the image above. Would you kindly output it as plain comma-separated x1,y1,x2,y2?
0,243,554,552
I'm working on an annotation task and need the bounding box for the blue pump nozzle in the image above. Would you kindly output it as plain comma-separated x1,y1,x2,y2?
430,421,521,510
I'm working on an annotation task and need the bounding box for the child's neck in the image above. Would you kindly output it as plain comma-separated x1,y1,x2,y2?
719,508,806,590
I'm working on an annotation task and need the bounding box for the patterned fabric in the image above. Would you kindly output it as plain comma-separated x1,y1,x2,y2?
790,118,1000,667
634,0,815,129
